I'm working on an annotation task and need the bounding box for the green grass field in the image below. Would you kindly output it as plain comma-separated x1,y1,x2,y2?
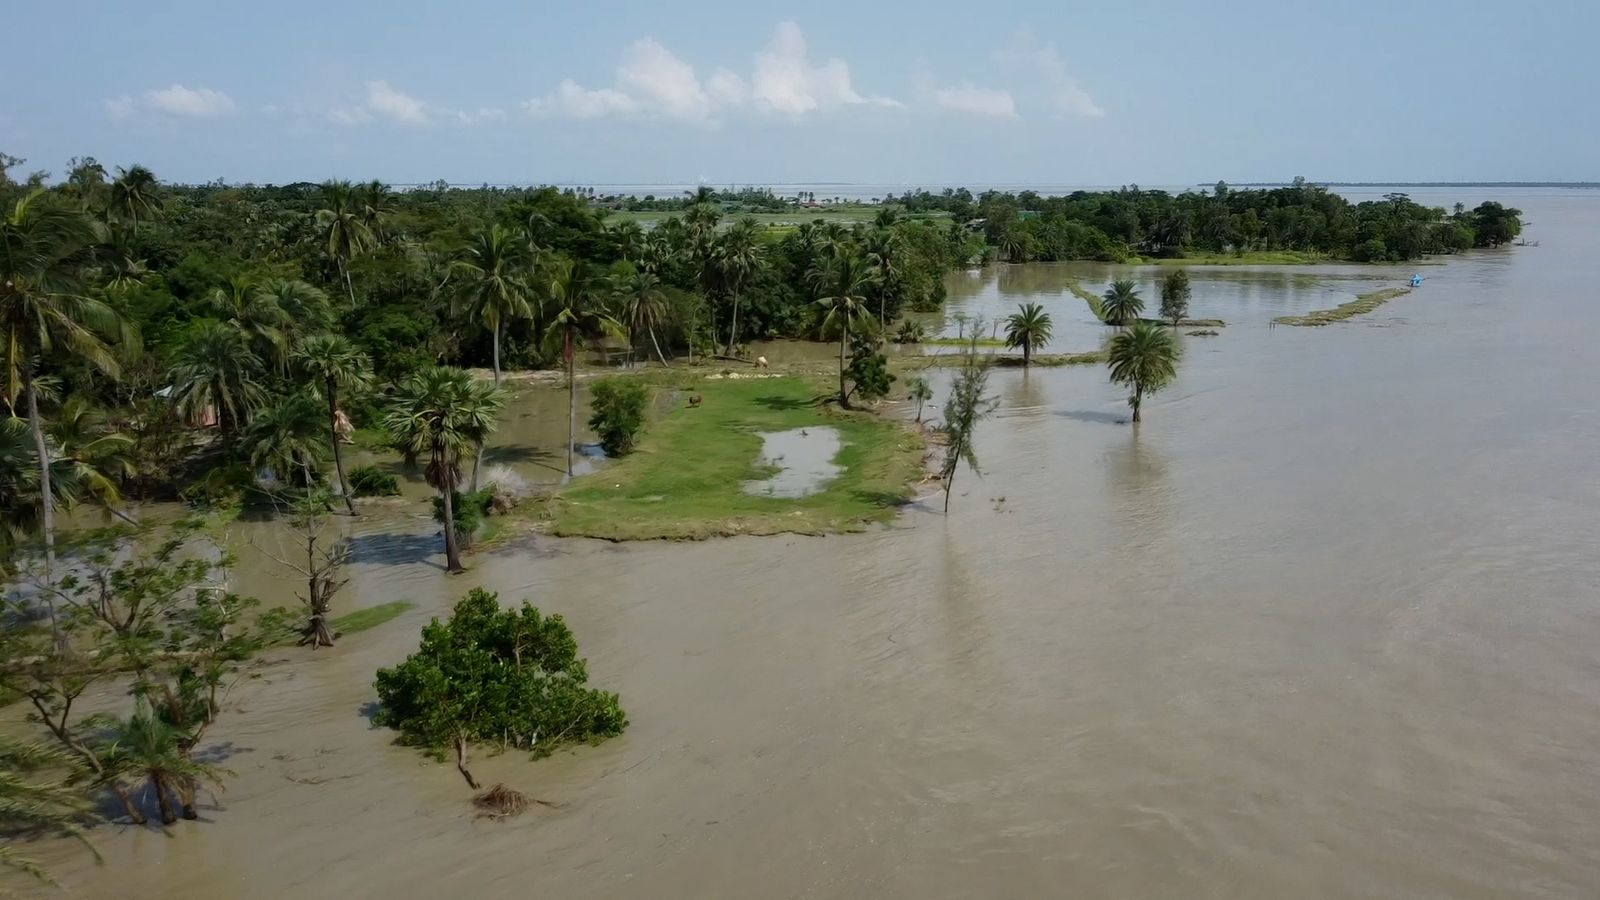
548,376,926,540
1273,286,1412,326
332,601,414,634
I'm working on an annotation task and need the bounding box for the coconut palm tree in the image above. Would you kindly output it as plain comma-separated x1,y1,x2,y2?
169,322,267,452
1004,302,1054,367
48,397,136,523
107,164,162,235
257,278,333,341
245,393,329,487
99,704,226,825
206,275,293,370
540,258,623,477
1101,279,1144,327
714,218,762,356
0,737,98,886
316,180,373,305
863,228,900,328
384,367,504,572
1106,321,1180,423
810,250,876,407
451,224,534,387
0,192,135,605
620,270,672,367
358,179,393,245
294,335,373,514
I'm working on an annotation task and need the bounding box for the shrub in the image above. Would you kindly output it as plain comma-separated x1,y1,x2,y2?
372,588,627,788
845,332,895,403
348,465,400,497
430,488,494,547
893,319,928,343
588,379,650,457
179,462,254,508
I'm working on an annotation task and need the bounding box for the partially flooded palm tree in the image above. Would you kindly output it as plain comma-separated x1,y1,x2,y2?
99,704,226,825
1004,302,1054,367
294,335,372,514
1101,278,1144,327
1106,321,1180,423
384,367,504,572
169,322,268,452
540,258,623,477
245,392,328,487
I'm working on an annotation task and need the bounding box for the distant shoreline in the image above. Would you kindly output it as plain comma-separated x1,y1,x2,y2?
1217,182,1600,189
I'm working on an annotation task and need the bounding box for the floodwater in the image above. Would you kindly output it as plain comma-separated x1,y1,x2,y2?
18,187,1600,899
741,427,844,498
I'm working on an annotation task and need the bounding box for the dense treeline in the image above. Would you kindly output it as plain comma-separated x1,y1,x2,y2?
887,177,1523,262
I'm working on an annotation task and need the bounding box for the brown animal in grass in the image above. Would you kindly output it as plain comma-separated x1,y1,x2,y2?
688,395,703,408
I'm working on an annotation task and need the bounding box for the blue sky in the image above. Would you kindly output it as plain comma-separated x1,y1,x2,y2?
3,0,1596,186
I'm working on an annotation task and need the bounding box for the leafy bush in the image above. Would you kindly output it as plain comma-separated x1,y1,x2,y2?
179,462,254,508
893,319,928,343
588,378,650,457
372,588,627,787
845,333,895,403
430,488,494,547
348,464,400,497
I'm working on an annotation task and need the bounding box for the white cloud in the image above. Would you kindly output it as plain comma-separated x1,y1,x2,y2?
526,21,896,123
106,84,236,119
365,80,428,124
933,83,1017,118
455,107,508,125
999,31,1104,117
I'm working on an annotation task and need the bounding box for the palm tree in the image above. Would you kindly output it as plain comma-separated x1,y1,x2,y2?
540,258,623,477
1004,302,1054,367
0,737,98,886
48,397,136,524
206,275,292,370
107,164,162,235
258,278,333,339
0,193,135,604
1106,322,1180,424
169,322,267,452
316,180,373,305
358,179,393,245
873,206,902,229
810,251,876,407
863,229,900,328
906,376,933,423
294,335,372,514
384,367,504,572
99,704,226,825
715,218,762,356
451,224,533,387
245,393,328,487
607,220,644,259
620,270,672,367
1101,279,1144,327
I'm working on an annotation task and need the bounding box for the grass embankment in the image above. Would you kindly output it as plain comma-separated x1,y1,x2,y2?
547,375,925,540
922,336,1006,347
1273,285,1412,326
1131,250,1331,266
1064,278,1105,319
333,601,414,634
913,351,1104,368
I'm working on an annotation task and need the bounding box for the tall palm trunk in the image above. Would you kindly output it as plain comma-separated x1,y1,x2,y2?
326,382,355,515
943,466,957,514
1023,343,1032,367
439,480,463,573
837,317,850,407
1131,387,1143,424
565,328,576,478
649,325,670,367
339,257,355,306
471,326,502,492
24,372,63,652
725,290,741,357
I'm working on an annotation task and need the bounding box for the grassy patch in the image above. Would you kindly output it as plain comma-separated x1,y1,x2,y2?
913,351,1104,368
1132,250,1331,265
332,601,414,635
1273,286,1412,326
1136,317,1226,328
923,336,1007,347
547,376,925,540
1064,278,1106,321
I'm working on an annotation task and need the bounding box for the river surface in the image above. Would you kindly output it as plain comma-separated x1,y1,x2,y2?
19,187,1600,899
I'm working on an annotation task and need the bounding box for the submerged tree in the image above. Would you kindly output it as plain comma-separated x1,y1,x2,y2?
938,328,998,513
384,367,504,572
1106,321,1181,423
1003,302,1053,367
99,703,227,825
1101,278,1144,327
259,489,350,649
373,587,627,790
1159,269,1192,327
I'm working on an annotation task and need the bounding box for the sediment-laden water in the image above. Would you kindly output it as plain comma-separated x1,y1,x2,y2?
17,188,1600,899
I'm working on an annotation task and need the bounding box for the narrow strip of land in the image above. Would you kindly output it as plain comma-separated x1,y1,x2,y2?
1273,285,1412,326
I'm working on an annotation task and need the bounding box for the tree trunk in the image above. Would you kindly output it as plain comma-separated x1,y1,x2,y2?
178,779,199,820
24,374,64,653
327,384,356,515
943,467,956,514
649,325,671,367
1131,387,1143,424
725,290,741,358
565,329,576,478
1023,343,1031,367
837,318,850,408
440,484,463,573
472,326,502,493
112,782,146,825
152,773,177,825
341,259,356,306
455,734,480,789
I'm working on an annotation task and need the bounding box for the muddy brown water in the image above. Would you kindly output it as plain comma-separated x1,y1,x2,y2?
15,188,1600,899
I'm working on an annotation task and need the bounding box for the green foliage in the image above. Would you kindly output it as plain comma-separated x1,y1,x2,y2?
905,376,933,422
893,319,928,343
1101,279,1145,327
588,378,651,456
1159,270,1192,325
1003,302,1053,365
938,328,999,512
430,488,495,546
1107,322,1181,423
348,464,400,497
0,736,98,886
845,332,895,403
372,588,626,784
178,461,254,508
